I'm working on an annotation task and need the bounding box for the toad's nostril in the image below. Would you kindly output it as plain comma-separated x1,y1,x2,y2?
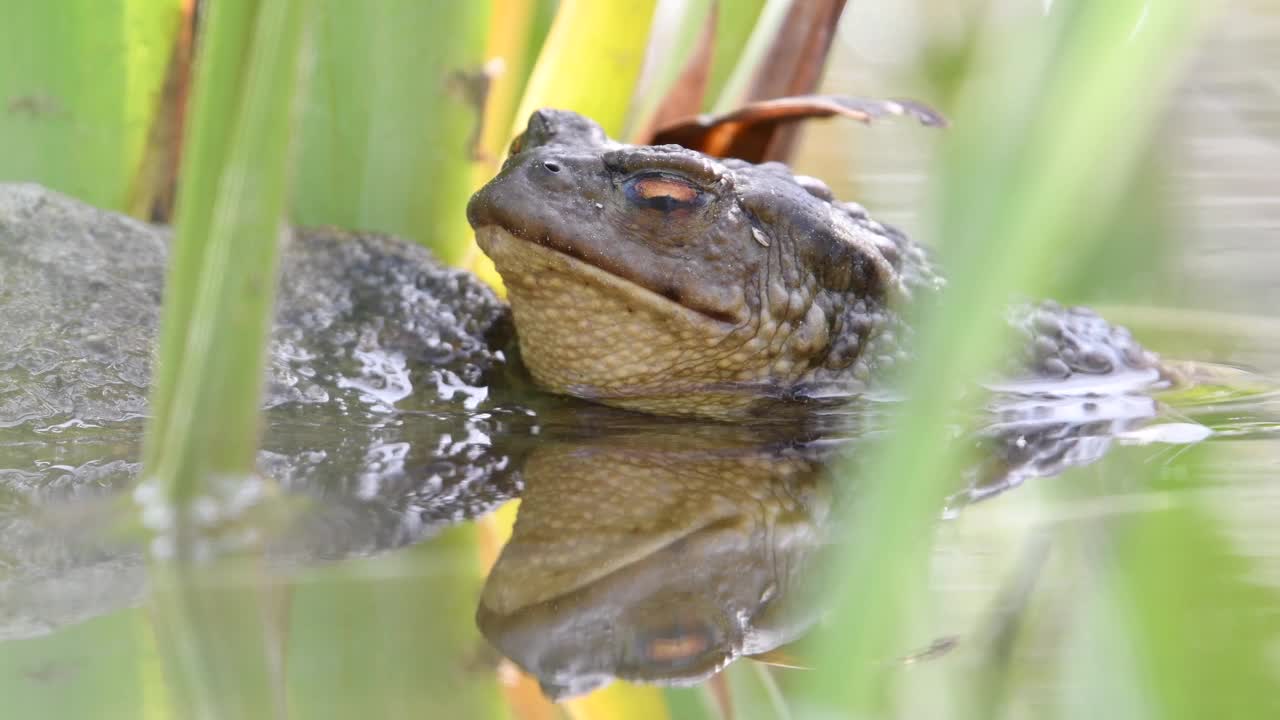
543,161,562,173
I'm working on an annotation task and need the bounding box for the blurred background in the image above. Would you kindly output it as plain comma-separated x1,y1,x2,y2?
2,1,1278,718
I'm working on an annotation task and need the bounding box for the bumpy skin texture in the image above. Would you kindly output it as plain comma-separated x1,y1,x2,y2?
1008,301,1159,384
468,111,942,418
469,110,1159,419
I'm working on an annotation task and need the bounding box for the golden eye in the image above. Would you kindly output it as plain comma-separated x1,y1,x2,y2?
508,132,525,156
634,177,699,202
625,174,705,211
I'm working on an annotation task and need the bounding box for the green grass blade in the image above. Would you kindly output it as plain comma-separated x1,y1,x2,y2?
729,662,793,720
292,0,492,265
138,0,313,717
709,0,789,113
1092,495,1280,718
0,0,181,211
622,0,715,141
474,0,556,163
512,0,659,138
663,686,722,720
143,0,312,494
705,0,768,109
796,1,1206,715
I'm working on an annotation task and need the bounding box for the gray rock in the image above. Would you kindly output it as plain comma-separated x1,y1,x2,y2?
0,182,513,428
0,184,165,428
0,184,534,638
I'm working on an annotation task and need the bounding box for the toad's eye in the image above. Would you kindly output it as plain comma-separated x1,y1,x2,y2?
508,132,525,156
624,174,706,212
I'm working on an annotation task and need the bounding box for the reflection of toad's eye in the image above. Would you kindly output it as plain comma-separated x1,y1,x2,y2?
623,622,721,672
645,633,710,664
625,174,705,212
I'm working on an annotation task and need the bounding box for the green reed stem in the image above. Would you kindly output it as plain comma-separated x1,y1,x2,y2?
139,1,312,718
798,1,1205,716
142,0,311,504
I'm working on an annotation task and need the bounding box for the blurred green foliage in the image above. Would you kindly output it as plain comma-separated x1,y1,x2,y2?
791,2,1280,720
292,1,492,266
3,1,1275,719
286,526,505,720
0,0,181,210
512,0,658,139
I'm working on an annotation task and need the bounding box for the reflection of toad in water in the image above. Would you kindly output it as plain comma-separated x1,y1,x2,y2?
476,423,832,700
476,388,1187,699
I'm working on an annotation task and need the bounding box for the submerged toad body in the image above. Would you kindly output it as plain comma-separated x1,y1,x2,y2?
468,110,1160,418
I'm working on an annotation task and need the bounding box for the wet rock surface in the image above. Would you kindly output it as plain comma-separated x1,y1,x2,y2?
0,183,525,507
0,182,512,428
0,184,165,429
0,184,530,637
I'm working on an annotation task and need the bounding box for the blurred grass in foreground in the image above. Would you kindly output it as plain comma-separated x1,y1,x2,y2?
791,2,1280,718
291,1,492,266
0,0,181,211
8,1,1275,719
139,1,311,718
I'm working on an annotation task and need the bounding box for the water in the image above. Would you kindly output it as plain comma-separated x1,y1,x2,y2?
4,3,1280,719
11,376,1276,714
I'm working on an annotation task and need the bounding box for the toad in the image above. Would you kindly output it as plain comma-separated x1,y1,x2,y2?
468,110,1161,418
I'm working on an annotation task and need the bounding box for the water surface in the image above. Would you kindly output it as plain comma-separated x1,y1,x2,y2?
3,2,1279,718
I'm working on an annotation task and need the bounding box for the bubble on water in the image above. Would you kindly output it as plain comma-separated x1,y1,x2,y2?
141,502,174,532
149,534,174,560
191,496,220,527
132,480,159,505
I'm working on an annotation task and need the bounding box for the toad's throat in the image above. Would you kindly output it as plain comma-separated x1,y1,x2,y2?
476,224,743,326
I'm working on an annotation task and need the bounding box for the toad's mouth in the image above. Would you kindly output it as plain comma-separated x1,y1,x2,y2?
473,224,744,327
